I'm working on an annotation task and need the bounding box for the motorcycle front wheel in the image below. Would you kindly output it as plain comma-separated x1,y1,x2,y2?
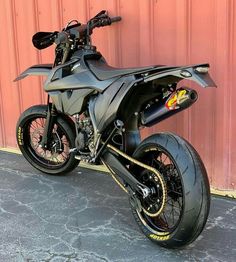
16,105,79,175
131,132,210,248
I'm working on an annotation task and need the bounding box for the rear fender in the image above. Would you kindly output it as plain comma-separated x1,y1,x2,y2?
14,64,53,82
144,63,217,88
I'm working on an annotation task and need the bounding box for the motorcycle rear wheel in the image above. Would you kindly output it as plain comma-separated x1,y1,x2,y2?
131,132,210,248
16,105,79,175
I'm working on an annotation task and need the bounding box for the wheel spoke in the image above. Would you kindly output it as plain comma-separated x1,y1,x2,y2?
30,122,38,131
26,117,71,168
39,118,45,127
137,147,183,234
161,211,169,229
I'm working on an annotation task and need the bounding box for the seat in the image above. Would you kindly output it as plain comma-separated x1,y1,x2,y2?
87,59,156,80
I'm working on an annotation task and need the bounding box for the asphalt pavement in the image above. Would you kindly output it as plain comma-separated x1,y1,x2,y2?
0,151,235,262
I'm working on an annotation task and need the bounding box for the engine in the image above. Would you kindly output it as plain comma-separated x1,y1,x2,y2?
75,115,94,153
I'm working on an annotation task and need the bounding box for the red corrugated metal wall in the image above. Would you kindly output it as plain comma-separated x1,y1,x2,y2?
0,0,235,191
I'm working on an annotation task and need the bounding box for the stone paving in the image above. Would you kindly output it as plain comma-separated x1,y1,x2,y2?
0,151,235,262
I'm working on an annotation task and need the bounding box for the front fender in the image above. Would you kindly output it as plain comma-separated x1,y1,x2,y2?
14,64,53,82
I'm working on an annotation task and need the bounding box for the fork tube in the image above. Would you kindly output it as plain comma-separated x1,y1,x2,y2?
40,96,57,149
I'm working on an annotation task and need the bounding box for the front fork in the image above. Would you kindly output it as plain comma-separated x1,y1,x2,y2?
40,96,57,149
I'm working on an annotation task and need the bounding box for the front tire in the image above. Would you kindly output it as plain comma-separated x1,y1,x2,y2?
16,105,79,175
131,132,210,248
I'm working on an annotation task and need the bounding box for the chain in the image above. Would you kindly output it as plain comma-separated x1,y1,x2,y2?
106,144,167,217
101,160,128,193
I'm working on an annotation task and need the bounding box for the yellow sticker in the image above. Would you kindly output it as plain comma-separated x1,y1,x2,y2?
177,89,187,103
17,127,23,145
166,94,177,109
144,147,158,152
149,234,170,241
165,89,187,110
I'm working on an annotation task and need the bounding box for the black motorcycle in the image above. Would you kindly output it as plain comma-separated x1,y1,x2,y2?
15,11,216,248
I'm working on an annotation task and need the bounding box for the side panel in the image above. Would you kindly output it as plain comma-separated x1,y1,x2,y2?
49,89,93,115
44,60,117,92
93,75,138,132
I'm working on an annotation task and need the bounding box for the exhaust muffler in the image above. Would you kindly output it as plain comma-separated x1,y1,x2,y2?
141,87,198,127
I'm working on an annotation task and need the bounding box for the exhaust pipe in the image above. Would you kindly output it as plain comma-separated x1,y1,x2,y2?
141,87,198,127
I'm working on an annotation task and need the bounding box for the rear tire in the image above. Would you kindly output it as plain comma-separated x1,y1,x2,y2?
16,105,79,175
131,132,210,248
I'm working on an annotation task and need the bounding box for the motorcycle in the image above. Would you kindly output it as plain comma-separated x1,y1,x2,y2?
15,10,216,248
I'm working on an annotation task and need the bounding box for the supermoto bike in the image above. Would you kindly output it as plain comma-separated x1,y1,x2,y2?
15,11,216,248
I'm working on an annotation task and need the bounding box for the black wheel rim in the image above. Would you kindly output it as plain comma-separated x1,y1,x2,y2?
136,146,184,234
25,116,71,169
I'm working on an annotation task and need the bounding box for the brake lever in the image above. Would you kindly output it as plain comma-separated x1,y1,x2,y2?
93,10,106,18
98,14,108,19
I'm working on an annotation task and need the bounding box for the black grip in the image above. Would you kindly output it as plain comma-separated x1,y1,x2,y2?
110,16,122,23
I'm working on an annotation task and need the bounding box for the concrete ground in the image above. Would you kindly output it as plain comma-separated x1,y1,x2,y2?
0,151,235,262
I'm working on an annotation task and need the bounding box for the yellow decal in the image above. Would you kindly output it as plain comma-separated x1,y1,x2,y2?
17,127,23,145
149,234,170,241
144,147,158,152
177,89,187,99
166,94,177,109
165,89,187,110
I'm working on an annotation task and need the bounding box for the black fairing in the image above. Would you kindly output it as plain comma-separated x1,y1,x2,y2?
92,76,165,154
14,64,52,82
49,89,94,115
44,51,120,115
93,75,138,131
15,46,216,155
44,54,117,92
87,59,155,80
44,50,158,117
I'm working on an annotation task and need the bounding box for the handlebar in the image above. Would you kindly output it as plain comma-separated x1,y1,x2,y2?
90,15,122,29
54,15,121,45
110,16,122,23
32,12,122,49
